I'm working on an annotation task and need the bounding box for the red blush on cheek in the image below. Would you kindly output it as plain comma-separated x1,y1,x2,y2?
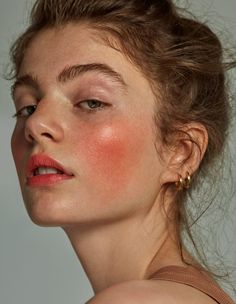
77,124,144,200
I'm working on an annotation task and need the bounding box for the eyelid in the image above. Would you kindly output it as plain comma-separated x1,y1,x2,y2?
77,99,109,111
12,104,37,118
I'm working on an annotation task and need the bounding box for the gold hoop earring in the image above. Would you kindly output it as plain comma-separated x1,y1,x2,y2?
184,172,191,189
175,172,191,191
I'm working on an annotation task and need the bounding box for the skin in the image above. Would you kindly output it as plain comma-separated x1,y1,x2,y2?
11,23,212,303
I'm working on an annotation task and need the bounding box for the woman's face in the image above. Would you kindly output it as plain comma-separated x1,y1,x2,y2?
11,23,167,227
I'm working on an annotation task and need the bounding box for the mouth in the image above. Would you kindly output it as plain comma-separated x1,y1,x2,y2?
32,167,64,177
26,154,74,186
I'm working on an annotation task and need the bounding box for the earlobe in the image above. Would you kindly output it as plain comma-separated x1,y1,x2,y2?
160,123,208,187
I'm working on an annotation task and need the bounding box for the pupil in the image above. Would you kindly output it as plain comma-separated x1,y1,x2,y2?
89,100,100,108
28,105,36,114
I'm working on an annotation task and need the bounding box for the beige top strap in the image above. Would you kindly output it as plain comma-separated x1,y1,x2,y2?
149,265,235,304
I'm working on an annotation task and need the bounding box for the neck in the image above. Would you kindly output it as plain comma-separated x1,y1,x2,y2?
62,209,188,294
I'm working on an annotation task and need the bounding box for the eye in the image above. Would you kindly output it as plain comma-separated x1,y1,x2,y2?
13,105,37,118
77,99,107,112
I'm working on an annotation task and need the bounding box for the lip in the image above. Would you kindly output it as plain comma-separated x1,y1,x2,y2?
26,154,74,187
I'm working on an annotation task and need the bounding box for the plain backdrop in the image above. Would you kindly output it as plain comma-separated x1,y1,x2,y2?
0,1,236,303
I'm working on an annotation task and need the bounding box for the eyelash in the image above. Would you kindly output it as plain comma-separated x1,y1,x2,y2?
12,100,108,118
76,99,109,112
12,105,37,118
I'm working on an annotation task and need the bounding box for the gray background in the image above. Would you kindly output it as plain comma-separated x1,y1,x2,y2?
0,1,235,303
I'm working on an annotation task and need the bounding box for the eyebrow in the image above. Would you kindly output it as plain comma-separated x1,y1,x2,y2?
58,63,127,88
11,63,127,97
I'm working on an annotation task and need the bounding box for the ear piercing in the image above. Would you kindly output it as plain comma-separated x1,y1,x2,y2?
175,172,191,191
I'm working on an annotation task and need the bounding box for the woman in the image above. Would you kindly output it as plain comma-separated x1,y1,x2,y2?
9,0,235,303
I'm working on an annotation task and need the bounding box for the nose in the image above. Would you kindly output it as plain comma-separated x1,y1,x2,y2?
24,101,64,144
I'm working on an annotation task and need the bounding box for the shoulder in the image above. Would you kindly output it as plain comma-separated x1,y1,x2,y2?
85,279,218,304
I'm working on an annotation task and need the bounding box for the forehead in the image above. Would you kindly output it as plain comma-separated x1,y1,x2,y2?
20,23,147,88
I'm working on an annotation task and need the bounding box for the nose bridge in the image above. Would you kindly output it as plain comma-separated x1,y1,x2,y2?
25,98,64,143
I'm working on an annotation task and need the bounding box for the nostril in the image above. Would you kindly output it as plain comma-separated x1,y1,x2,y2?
24,115,64,143
41,132,53,139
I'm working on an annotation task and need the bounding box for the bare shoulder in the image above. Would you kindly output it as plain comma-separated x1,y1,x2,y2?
85,279,218,304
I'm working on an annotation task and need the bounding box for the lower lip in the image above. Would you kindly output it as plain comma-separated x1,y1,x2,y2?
27,174,73,187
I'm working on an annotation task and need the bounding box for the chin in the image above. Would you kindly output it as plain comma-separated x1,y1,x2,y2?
22,194,72,227
22,195,99,228
26,206,66,227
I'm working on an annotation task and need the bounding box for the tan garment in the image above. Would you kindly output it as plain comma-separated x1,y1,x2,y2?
149,265,235,304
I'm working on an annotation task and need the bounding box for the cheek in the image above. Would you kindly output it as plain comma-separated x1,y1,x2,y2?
89,126,134,176
73,122,147,197
11,125,26,176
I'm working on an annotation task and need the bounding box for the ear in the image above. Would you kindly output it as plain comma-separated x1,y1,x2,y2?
160,122,208,186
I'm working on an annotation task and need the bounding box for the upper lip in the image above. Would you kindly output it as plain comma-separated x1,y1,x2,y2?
26,154,73,177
